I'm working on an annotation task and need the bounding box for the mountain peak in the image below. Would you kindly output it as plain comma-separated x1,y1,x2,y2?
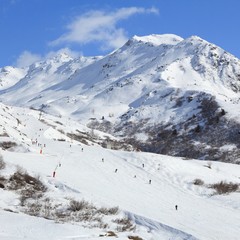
186,35,204,41
50,52,73,63
132,34,183,46
1,33,240,165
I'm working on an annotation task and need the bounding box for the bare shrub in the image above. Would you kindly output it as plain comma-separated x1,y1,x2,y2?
8,170,47,206
68,199,93,212
22,197,62,220
55,209,70,220
97,206,119,215
76,211,94,222
66,200,122,228
108,206,119,215
0,155,6,170
19,188,44,206
92,222,108,229
24,201,43,216
209,181,239,194
0,141,17,150
113,217,135,232
91,216,102,223
96,207,109,215
42,198,56,219
19,191,31,206
8,170,47,192
13,192,124,231
24,198,59,218
193,178,204,186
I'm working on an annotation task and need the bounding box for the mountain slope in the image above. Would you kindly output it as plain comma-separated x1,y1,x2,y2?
0,34,240,162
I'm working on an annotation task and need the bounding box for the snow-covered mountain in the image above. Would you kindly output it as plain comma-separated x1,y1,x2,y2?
0,33,240,240
1,34,240,162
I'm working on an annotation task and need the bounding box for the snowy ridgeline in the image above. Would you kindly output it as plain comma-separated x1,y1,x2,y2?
0,103,239,240
1,34,240,162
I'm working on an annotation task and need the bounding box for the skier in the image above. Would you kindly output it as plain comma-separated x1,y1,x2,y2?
142,163,144,168
115,169,118,173
149,179,151,184
102,158,104,162
175,205,178,210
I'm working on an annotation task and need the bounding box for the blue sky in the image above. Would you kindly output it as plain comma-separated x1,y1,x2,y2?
0,0,240,67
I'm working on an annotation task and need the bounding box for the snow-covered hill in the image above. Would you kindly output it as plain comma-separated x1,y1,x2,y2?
0,103,239,240
0,34,240,162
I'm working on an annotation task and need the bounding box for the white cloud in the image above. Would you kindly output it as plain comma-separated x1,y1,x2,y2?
15,51,42,68
50,7,159,50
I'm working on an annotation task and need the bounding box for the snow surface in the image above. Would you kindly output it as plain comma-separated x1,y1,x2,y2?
0,104,239,240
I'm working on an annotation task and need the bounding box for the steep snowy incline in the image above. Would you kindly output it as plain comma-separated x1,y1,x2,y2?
0,34,184,121
0,66,27,90
159,35,240,98
1,34,240,162
0,53,100,107
1,33,240,123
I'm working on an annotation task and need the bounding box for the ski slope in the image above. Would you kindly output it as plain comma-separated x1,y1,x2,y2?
0,105,239,240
